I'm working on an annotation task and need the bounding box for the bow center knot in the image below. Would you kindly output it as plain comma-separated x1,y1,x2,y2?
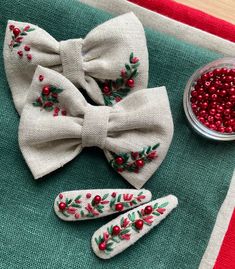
60,39,84,85
82,106,110,149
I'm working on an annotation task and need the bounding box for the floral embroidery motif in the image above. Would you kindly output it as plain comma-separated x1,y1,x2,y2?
110,143,160,174
8,24,35,60
95,201,169,254
99,52,140,106
57,191,146,218
33,78,67,116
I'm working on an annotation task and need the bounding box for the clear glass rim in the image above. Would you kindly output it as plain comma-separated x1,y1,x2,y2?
183,57,235,141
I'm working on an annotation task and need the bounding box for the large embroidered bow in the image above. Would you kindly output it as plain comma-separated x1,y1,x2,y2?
19,66,173,189
4,13,148,114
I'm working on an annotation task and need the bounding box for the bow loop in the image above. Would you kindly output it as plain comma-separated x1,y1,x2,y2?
82,105,110,149
4,13,148,114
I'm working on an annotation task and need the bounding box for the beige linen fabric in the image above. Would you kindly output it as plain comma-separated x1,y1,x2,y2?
3,12,148,114
19,66,174,189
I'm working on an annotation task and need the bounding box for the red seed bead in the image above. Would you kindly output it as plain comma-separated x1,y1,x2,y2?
217,126,225,133
58,202,66,210
135,219,144,230
93,195,102,204
191,90,197,97
199,110,207,117
215,121,222,127
112,225,121,235
224,109,231,116
230,95,235,102
225,127,233,133
209,124,217,130
225,101,232,108
115,157,124,165
197,95,203,101
13,27,21,37
208,86,216,94
99,242,106,251
229,88,235,95
135,159,144,168
209,109,216,115
115,203,124,211
197,87,204,95
201,102,208,109
210,101,217,108
211,94,218,100
204,81,211,88
208,116,214,123
144,205,153,215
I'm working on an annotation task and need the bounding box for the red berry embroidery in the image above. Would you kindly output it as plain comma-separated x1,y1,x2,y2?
110,143,159,174
39,75,44,82
8,24,35,60
93,195,102,204
190,67,235,133
33,82,67,116
115,203,124,211
100,52,140,105
95,200,169,253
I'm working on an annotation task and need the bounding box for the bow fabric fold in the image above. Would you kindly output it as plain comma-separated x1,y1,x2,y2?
19,66,173,189
3,12,148,114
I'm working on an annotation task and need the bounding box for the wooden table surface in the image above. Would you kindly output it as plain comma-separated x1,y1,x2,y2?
176,0,235,24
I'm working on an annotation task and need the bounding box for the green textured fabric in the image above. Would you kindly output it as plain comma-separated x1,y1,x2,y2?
0,0,234,268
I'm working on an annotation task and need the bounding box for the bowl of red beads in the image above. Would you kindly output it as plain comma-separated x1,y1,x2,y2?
183,58,235,141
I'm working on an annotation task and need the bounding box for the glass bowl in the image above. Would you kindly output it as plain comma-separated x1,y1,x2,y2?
183,58,235,141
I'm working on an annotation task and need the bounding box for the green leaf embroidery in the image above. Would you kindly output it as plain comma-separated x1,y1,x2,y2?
152,212,161,216
117,194,121,202
26,28,35,32
71,203,82,208
75,195,82,200
110,198,116,208
153,143,160,150
120,228,130,235
153,203,158,209
102,193,109,200
129,52,134,62
158,202,169,208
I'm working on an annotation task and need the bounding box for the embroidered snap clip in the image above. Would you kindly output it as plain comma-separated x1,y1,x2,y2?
91,195,178,259
54,189,152,221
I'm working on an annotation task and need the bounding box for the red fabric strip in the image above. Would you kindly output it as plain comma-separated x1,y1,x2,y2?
129,0,235,42
213,208,235,269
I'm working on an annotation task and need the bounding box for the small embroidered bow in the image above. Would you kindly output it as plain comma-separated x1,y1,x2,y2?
4,12,148,114
19,66,173,189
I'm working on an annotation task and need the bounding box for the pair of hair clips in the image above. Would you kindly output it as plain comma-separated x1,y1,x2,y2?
3,13,174,189
54,189,178,259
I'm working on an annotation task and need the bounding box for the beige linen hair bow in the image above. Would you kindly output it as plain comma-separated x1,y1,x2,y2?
19,66,173,189
3,13,148,114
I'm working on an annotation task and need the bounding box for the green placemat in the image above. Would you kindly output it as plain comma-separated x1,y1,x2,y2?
0,0,234,268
